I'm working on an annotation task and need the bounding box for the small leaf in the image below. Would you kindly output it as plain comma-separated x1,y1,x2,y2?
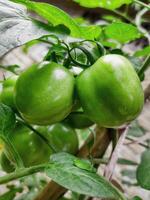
132,196,143,200
46,152,125,199
0,64,20,74
104,22,141,43
128,120,145,137
121,169,136,179
118,158,138,166
74,158,96,172
74,0,132,10
0,103,16,136
136,149,150,190
134,46,150,57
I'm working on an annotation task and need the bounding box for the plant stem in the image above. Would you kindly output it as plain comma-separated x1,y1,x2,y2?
126,136,149,148
0,164,46,185
16,118,56,153
1,136,24,168
138,54,150,76
93,158,108,165
112,10,135,25
134,0,150,10
0,65,18,75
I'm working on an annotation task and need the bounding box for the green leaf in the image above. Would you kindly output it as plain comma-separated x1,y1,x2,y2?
134,46,150,57
0,103,16,136
74,0,132,10
121,169,136,179
46,153,125,199
132,196,143,200
12,0,101,40
128,120,145,137
0,0,69,58
104,22,141,43
136,149,150,190
74,158,96,172
0,64,20,74
0,186,22,200
118,158,138,166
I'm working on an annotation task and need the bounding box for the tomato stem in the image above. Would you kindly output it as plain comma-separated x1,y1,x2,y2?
0,163,47,185
138,54,150,76
17,119,57,153
134,0,150,10
0,65,18,75
1,136,24,168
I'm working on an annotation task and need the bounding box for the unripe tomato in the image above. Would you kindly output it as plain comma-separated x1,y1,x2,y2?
65,112,94,129
15,62,75,125
5,122,52,167
0,152,15,173
77,54,144,127
0,76,18,109
38,123,79,154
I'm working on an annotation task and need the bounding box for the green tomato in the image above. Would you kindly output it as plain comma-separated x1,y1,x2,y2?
38,123,79,154
5,122,52,167
0,152,15,173
15,62,75,125
77,54,144,127
0,76,18,109
65,112,94,129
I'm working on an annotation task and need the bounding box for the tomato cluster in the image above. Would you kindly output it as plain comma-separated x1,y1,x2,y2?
0,54,144,172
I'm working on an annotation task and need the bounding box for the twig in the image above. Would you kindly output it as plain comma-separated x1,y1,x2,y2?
138,55,150,76
112,10,135,25
92,158,108,165
134,0,150,10
34,126,111,200
104,127,129,180
126,136,149,148
0,164,46,185
144,83,150,101
135,6,150,44
17,118,56,152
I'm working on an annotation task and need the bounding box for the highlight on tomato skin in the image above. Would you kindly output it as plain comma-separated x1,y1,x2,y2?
77,54,144,128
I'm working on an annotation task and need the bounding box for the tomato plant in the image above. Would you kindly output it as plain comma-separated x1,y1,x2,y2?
0,0,150,200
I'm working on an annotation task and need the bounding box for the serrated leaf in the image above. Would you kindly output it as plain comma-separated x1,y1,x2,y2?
104,22,141,43
136,149,150,190
46,153,125,199
12,0,101,40
0,0,69,58
74,0,132,10
0,103,16,136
